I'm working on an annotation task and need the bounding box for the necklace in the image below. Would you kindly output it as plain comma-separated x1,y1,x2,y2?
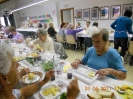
96,46,108,55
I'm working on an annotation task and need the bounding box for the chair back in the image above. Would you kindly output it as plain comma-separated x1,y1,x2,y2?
25,38,31,45
66,35,76,44
56,34,64,43
128,41,133,55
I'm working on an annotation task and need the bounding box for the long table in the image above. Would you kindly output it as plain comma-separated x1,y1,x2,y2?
11,43,133,99
76,30,133,41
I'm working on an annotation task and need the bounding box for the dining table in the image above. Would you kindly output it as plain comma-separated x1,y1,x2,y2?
3,42,133,99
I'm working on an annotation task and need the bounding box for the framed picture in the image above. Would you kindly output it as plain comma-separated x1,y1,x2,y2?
76,9,82,21
100,6,109,20
123,3,133,19
110,5,121,20
91,8,99,20
83,8,90,21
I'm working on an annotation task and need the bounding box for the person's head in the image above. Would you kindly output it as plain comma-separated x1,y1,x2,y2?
49,23,54,28
9,27,16,35
37,22,40,25
0,44,18,90
4,27,10,35
36,28,48,42
93,22,98,27
124,9,132,18
43,23,47,29
60,23,66,28
77,22,81,27
91,28,109,52
86,21,91,26
65,22,69,26
68,23,74,29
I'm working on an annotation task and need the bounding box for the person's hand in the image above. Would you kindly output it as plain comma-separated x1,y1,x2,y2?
19,68,30,78
67,77,80,99
71,59,81,69
43,70,54,83
83,28,86,30
95,68,112,76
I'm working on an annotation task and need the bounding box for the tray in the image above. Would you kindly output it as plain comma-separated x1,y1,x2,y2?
40,84,62,99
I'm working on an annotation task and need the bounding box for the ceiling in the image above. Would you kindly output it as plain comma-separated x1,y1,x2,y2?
0,0,9,4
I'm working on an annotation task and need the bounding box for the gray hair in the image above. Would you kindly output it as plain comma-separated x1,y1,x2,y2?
0,43,14,75
43,23,47,26
77,22,81,26
68,23,73,29
91,28,109,41
36,28,48,36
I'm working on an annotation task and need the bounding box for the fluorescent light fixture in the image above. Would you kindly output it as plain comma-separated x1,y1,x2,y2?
11,0,48,13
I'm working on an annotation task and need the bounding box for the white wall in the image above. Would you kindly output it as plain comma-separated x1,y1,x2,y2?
63,10,71,23
59,0,133,30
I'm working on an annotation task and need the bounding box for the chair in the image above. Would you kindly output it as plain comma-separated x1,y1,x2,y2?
84,37,93,54
128,41,133,55
25,38,31,46
56,34,65,43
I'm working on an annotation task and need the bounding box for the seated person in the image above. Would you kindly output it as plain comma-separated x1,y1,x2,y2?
9,27,24,43
76,22,82,29
30,28,54,52
59,23,67,41
47,23,57,39
71,28,127,80
0,27,10,39
43,23,48,30
0,43,80,99
84,20,91,30
37,22,42,28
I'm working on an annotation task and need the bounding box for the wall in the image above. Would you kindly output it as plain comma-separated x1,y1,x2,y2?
59,0,133,30
63,10,71,23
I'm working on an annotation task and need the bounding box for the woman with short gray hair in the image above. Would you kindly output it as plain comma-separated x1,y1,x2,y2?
71,28,127,80
30,28,54,52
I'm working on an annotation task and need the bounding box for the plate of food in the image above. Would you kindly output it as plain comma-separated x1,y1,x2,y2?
26,52,39,58
21,71,43,84
40,84,62,99
14,55,26,61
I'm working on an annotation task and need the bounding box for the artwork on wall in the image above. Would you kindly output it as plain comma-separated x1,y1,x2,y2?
100,6,109,20
83,8,90,21
76,9,82,21
110,5,121,20
123,3,133,19
91,8,99,20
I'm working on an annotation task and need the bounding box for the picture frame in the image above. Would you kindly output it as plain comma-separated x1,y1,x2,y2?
83,8,90,21
110,5,121,20
91,8,99,20
100,6,109,20
76,9,82,21
123,3,133,19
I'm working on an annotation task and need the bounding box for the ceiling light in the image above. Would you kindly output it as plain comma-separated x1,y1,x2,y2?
11,0,49,13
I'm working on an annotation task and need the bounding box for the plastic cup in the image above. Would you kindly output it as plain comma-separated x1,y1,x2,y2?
67,73,72,79
51,75,55,81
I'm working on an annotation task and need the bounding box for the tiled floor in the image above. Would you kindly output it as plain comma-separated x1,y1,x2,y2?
65,44,133,83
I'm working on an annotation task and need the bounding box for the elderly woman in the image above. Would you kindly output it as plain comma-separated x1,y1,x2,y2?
47,23,57,39
0,43,80,99
71,28,127,80
9,27,24,43
30,28,54,52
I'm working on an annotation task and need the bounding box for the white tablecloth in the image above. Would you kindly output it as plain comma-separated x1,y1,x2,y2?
76,30,133,41
16,28,37,32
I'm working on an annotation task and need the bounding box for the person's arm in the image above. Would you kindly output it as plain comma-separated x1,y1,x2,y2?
127,19,133,34
110,20,117,30
19,70,54,98
48,40,55,52
73,29,83,35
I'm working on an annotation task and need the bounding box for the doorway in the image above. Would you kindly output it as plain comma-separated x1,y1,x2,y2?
60,8,74,25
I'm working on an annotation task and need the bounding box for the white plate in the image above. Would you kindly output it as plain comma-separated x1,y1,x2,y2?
40,84,62,99
21,71,43,84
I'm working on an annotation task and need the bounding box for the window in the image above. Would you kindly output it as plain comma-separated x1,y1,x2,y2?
0,16,10,26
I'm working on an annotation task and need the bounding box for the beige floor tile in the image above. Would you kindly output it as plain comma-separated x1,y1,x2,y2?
125,71,133,83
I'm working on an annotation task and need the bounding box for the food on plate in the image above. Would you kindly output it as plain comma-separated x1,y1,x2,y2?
27,52,38,58
14,56,25,61
88,71,95,77
130,86,133,90
128,94,133,99
60,92,67,99
35,45,43,51
87,90,114,99
42,61,54,71
25,58,34,64
42,86,59,96
63,65,72,73
28,73,34,80
58,84,64,89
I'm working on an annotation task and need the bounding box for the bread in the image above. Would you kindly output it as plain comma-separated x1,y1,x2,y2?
87,91,102,99
98,91,114,98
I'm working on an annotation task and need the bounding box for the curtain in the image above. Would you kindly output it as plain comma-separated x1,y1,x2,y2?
9,14,16,28
3,15,9,26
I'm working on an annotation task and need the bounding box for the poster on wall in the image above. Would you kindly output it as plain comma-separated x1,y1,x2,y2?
91,8,99,20
100,6,109,20
76,9,82,21
83,8,90,21
123,3,133,19
110,5,121,20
